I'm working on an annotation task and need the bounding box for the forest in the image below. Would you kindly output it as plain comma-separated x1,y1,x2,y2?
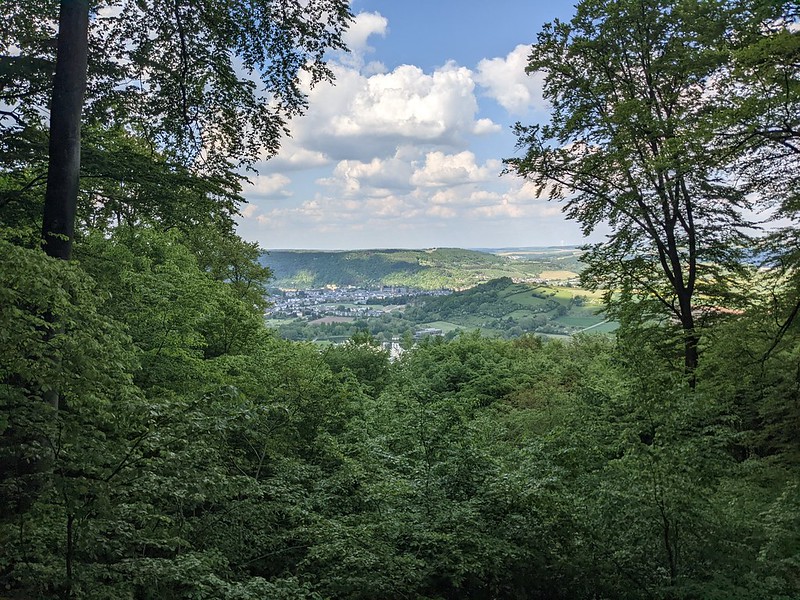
1,0,799,599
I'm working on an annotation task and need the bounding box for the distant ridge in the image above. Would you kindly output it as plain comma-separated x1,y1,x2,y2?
261,247,584,290
469,245,583,252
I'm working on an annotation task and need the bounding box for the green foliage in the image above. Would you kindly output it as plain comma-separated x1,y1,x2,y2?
3,0,800,597
1,0,353,172
0,228,368,597
3,228,800,598
507,0,755,373
0,236,140,595
77,229,267,366
322,333,390,398
77,126,247,235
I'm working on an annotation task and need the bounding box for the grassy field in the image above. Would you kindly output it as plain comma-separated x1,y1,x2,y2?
504,289,554,308
405,279,615,337
538,270,580,280
554,314,605,328
419,321,463,333
577,320,617,334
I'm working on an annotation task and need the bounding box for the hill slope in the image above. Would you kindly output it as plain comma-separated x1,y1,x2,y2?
261,247,583,289
405,277,612,337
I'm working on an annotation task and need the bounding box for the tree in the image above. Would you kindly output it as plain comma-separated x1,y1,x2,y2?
715,1,800,177
710,0,800,354
2,0,352,258
41,0,89,260
322,332,390,398
506,0,751,379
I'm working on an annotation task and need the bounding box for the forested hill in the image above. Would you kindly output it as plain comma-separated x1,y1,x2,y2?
261,247,583,289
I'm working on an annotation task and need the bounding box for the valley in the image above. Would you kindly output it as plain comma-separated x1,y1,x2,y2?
262,247,615,343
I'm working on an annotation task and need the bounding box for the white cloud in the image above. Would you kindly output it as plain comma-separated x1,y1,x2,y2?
475,44,547,114
473,118,501,135
240,203,259,218
429,188,502,207
257,142,331,171
327,62,477,139
426,205,458,218
250,178,560,234
344,12,388,54
314,150,503,202
411,151,499,187
468,192,560,220
287,61,486,161
461,176,561,220
340,12,388,70
248,173,292,198
324,154,415,196
470,201,529,219
362,61,388,76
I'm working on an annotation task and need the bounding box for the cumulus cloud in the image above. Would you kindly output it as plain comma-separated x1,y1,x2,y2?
327,63,477,139
257,141,331,171
429,188,501,207
475,44,547,114
241,163,570,248
248,178,559,237
255,193,422,232
340,12,388,70
426,205,458,218
248,173,292,198
323,154,415,196
314,150,504,202
240,203,259,218
461,176,562,220
473,118,502,135
286,60,495,161
411,151,499,188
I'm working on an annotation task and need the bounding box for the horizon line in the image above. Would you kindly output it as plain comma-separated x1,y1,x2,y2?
260,244,584,252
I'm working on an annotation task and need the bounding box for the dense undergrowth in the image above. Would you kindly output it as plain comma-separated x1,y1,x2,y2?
2,228,799,599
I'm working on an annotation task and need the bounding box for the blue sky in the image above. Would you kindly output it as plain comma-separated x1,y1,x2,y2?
236,0,584,250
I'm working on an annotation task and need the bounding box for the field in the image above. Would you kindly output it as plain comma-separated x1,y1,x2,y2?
418,321,464,333
538,270,580,280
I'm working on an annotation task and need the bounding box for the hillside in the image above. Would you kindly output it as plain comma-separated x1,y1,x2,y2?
261,247,584,289
404,276,612,336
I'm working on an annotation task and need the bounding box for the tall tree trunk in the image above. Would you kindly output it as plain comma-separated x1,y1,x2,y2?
678,299,698,389
42,0,90,261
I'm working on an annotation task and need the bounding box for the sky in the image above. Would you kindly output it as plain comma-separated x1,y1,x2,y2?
236,0,583,250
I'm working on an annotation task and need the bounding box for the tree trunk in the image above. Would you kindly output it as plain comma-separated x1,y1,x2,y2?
683,330,699,372
676,290,699,388
681,322,699,391
42,0,90,261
